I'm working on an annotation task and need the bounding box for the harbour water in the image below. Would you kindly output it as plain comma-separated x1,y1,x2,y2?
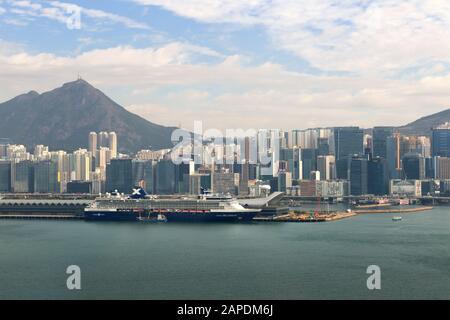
1,207,450,300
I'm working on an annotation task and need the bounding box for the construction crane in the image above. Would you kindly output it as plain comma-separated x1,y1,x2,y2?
310,196,321,220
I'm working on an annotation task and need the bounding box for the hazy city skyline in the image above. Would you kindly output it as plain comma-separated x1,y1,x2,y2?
2,1,450,130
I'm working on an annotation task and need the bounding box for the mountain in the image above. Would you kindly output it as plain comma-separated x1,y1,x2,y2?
398,109,450,136
0,79,177,153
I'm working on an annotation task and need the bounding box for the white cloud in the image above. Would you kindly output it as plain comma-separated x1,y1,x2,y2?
1,41,450,130
132,0,450,77
50,1,150,30
6,0,150,29
0,6,5,15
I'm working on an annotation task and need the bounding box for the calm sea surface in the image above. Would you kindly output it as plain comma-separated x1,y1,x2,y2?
1,207,450,300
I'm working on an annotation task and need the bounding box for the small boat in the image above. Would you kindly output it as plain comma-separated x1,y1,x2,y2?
392,216,402,222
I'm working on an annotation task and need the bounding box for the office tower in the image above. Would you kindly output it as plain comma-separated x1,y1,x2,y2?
105,158,133,193
280,147,303,180
238,137,250,195
368,157,389,195
12,160,34,193
317,138,330,156
335,158,349,180
432,124,450,157
372,127,394,159
280,147,302,180
349,155,368,196
277,171,292,193
188,173,212,195
402,153,425,180
425,157,434,179
88,132,97,154
257,129,280,177
386,134,403,179
409,136,431,157
0,160,12,192
131,160,154,193
333,127,364,160
98,131,109,148
175,160,195,193
433,157,450,179
34,160,60,193
364,134,373,159
50,150,67,193
213,171,238,195
154,159,176,195
317,155,335,181
67,181,92,194
300,148,316,180
109,132,118,159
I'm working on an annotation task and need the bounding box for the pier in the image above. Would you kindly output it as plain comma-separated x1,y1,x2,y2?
0,214,82,220
0,199,92,219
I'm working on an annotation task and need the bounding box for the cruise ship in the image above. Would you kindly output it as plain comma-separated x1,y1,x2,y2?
84,188,261,222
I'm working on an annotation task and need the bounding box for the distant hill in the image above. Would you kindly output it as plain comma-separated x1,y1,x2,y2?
0,79,177,153
398,109,450,136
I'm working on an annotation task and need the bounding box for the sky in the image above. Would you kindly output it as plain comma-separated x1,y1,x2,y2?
1,0,450,130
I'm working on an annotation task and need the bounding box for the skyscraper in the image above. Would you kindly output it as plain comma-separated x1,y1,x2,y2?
280,147,302,180
277,171,292,193
372,127,394,159
402,153,425,180
34,160,59,193
333,127,364,160
73,149,91,181
368,157,389,195
349,155,368,196
317,155,335,181
386,133,403,179
88,132,97,154
98,131,109,148
300,148,316,180
433,156,450,179
155,159,176,195
12,160,34,193
109,132,117,159
132,160,154,193
105,159,133,193
0,160,12,192
432,124,450,157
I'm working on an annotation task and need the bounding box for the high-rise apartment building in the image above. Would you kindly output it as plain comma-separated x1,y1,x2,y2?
109,132,117,159
88,132,97,154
